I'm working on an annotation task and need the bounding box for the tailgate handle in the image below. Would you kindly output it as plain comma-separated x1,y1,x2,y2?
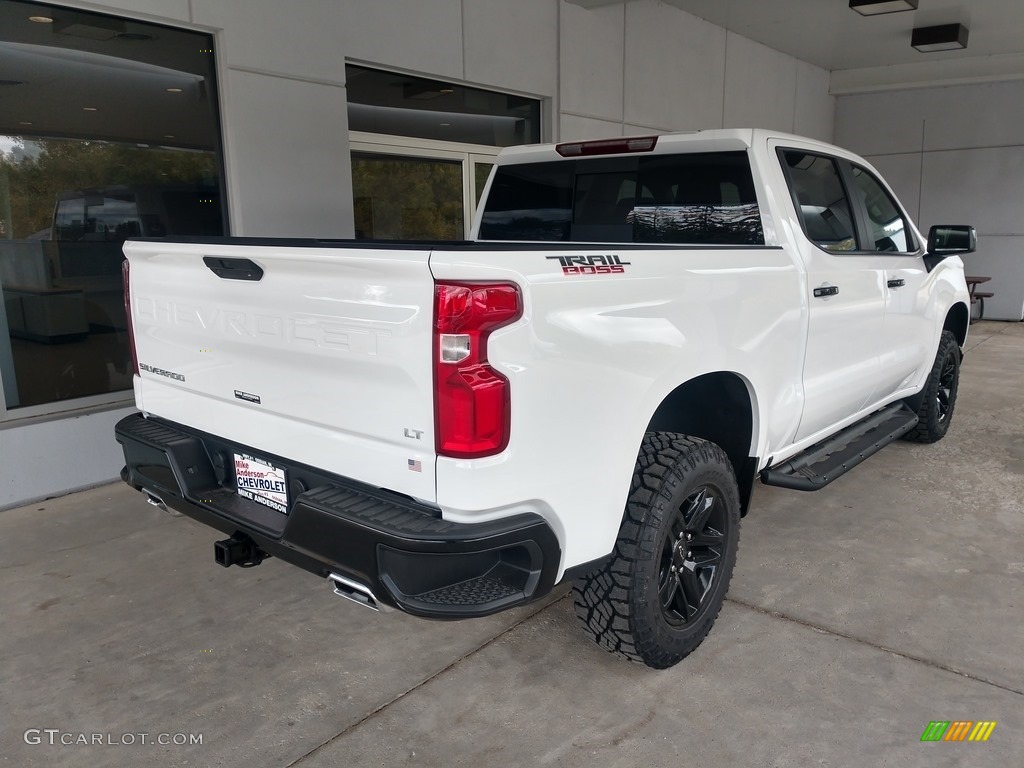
203,256,264,281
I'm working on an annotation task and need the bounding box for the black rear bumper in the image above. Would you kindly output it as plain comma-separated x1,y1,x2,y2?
115,413,561,618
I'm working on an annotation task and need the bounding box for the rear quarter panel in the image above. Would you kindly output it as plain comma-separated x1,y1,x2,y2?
430,245,805,574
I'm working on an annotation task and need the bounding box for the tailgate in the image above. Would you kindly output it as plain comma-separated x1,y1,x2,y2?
124,239,437,502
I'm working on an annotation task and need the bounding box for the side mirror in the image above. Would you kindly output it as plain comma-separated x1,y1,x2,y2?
927,225,976,255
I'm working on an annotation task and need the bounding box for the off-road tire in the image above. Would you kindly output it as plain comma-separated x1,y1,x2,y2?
573,433,740,669
904,330,960,443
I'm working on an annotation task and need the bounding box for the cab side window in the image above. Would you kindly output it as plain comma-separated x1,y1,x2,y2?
849,165,915,252
781,151,858,253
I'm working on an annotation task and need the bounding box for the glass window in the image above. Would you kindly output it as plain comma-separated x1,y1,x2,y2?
782,151,857,252
849,165,914,252
346,65,541,148
0,1,225,414
479,151,764,245
352,153,464,240
347,67,537,242
478,161,574,241
632,152,763,245
571,169,636,242
473,162,493,205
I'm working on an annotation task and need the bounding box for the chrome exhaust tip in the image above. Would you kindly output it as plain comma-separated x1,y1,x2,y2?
327,572,390,612
144,489,166,510
143,489,180,516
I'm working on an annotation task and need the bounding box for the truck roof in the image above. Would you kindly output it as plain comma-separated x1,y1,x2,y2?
493,128,845,166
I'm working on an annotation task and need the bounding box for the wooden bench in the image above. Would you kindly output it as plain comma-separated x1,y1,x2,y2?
971,291,994,322
966,276,993,323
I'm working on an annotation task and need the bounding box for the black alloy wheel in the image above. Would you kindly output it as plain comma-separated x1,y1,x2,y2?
658,486,727,627
905,330,960,443
936,349,957,423
573,433,740,669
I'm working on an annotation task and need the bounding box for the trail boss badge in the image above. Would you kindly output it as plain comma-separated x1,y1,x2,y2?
547,254,630,276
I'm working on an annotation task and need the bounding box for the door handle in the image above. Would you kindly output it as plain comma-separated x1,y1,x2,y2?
813,285,839,298
203,256,264,281
887,278,906,288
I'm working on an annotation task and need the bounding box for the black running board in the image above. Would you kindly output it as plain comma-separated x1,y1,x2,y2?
761,403,919,491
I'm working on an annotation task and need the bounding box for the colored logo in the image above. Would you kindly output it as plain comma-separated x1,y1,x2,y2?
546,254,630,276
920,721,996,742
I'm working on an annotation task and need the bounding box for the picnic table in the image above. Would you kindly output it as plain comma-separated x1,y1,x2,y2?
966,276,993,323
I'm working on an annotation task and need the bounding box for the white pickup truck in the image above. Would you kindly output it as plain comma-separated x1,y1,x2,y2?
116,129,975,669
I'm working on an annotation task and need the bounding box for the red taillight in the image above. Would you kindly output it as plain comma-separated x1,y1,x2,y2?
434,282,521,458
555,135,658,157
122,259,139,376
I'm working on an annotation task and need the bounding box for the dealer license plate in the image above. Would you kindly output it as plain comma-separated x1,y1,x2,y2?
233,452,289,515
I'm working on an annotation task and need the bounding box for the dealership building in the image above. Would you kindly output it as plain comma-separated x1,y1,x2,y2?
1,0,1022,508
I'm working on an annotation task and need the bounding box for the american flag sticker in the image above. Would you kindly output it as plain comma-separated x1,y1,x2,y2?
408,458,422,472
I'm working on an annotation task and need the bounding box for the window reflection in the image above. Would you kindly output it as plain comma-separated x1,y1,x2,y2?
480,152,764,245
783,151,858,252
849,165,913,252
347,65,540,147
352,153,464,240
0,140,223,409
0,0,224,413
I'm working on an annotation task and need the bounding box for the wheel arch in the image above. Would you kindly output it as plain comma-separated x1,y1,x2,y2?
645,371,758,516
944,301,969,349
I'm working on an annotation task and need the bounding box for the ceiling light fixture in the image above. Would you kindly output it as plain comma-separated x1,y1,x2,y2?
849,0,917,16
403,81,456,100
53,16,125,40
28,15,54,23
82,106,98,111
20,121,34,126
912,23,969,52
166,87,183,93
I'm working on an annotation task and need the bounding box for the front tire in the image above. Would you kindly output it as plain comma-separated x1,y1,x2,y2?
573,433,740,669
904,330,960,443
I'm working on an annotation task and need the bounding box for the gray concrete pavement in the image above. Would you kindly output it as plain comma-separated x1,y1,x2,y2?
2,321,1021,767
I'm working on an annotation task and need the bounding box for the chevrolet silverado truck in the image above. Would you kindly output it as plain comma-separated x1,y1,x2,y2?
115,129,975,669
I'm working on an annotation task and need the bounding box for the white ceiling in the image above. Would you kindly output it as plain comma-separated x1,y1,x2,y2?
572,0,1024,92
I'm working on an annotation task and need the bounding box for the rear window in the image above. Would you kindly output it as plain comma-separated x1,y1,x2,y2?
479,151,763,245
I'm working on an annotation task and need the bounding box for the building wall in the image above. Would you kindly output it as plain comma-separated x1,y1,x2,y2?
2,0,835,509
835,81,1024,321
44,0,836,244
559,1,834,142
0,406,135,509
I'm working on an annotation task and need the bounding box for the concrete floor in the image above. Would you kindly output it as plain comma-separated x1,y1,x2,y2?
2,320,1022,767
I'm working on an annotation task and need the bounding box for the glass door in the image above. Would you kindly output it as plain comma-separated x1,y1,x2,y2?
352,152,464,240
350,134,500,241
472,157,495,205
